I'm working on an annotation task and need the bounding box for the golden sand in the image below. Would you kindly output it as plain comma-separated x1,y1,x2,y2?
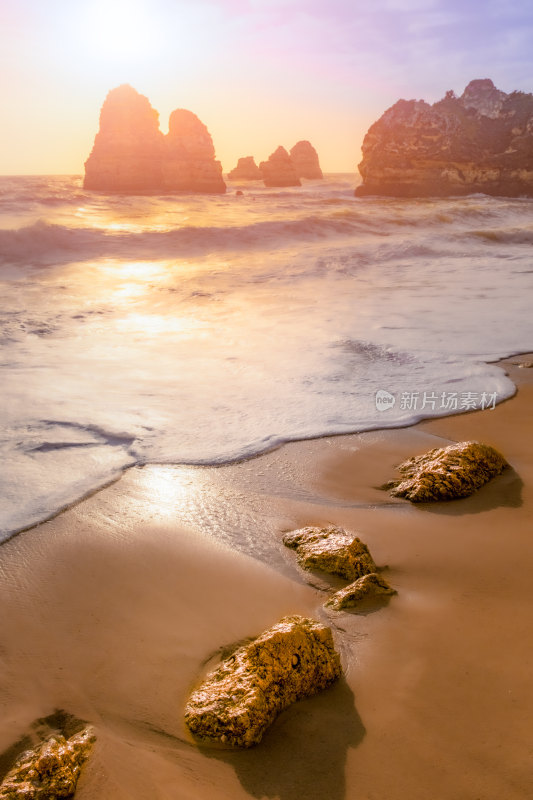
0,355,531,799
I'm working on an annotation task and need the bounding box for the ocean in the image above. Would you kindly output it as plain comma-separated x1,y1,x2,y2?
0,173,531,540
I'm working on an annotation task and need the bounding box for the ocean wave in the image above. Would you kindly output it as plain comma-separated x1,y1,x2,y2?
0,212,387,266
0,176,89,208
470,227,533,244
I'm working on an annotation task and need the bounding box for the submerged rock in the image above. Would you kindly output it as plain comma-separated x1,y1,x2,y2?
289,140,323,179
185,615,341,748
228,156,262,180
384,441,508,502
259,146,301,187
0,728,95,799
326,572,396,611
84,84,164,191
356,79,533,197
163,109,226,193
283,525,376,581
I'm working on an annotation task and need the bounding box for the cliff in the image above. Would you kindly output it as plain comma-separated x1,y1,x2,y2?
290,140,323,179
227,156,263,180
356,79,533,197
84,86,225,194
259,146,301,187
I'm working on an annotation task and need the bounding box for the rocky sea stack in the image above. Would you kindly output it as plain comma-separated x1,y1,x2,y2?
84,85,225,193
84,85,164,192
259,146,301,187
163,109,226,193
227,156,263,180
290,140,323,179
356,79,533,197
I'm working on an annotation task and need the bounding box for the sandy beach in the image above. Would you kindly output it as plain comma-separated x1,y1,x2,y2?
0,353,531,800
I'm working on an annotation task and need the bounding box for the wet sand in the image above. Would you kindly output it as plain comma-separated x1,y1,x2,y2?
0,355,531,799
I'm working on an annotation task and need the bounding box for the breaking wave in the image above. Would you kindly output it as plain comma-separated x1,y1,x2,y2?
0,213,386,266
0,174,532,538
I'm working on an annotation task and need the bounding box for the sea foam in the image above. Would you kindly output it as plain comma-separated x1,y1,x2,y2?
0,175,531,539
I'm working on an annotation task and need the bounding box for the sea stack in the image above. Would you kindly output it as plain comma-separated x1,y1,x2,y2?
84,86,226,193
290,140,323,179
83,85,164,191
356,79,533,197
228,156,263,180
163,109,226,193
259,146,301,187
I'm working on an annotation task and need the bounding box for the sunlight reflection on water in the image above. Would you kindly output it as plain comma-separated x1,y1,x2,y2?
115,313,207,336
135,465,208,517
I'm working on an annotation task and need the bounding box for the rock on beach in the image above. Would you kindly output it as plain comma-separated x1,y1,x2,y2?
184,615,342,748
0,728,95,799
384,441,508,502
326,572,396,611
283,525,377,581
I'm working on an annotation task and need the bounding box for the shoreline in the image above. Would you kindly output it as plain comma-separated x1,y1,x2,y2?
1,349,529,547
0,353,531,798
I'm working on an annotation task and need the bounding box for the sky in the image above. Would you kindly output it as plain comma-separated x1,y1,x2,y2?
1,0,533,174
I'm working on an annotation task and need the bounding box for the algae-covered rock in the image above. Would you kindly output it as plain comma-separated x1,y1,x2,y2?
385,441,508,502
283,525,376,581
326,572,396,611
184,615,341,748
0,728,95,799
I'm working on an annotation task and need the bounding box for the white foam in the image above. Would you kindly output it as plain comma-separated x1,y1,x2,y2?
0,176,531,538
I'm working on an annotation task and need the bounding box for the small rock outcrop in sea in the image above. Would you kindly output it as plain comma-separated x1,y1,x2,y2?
326,572,396,611
283,525,376,581
383,441,509,502
163,109,226,193
259,146,301,187
0,728,95,799
356,79,533,197
289,140,323,179
84,85,226,193
84,85,164,191
185,615,341,748
227,156,263,180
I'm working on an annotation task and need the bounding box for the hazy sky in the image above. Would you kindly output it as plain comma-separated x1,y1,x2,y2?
2,0,533,174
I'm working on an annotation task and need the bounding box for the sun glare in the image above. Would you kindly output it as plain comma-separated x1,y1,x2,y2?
116,313,207,337
81,0,160,59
